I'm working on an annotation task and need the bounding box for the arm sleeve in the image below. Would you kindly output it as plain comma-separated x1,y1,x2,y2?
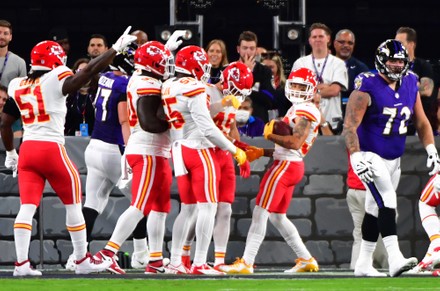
188,93,236,153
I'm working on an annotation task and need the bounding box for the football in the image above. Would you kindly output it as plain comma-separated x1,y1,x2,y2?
272,120,293,136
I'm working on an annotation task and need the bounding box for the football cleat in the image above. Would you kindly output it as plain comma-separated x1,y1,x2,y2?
354,266,387,277
429,247,440,269
389,257,418,277
164,263,190,274
406,261,432,274
65,254,76,271
217,258,254,274
95,250,126,275
190,263,225,275
75,252,111,274
131,250,149,269
145,260,166,274
182,255,191,269
284,257,319,273
13,260,42,277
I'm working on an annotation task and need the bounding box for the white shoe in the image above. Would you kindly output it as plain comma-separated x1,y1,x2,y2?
406,262,432,274
284,257,319,273
429,247,440,269
13,260,42,277
354,266,387,277
131,250,149,269
217,258,254,274
65,254,76,271
190,263,225,275
164,263,190,274
389,257,418,277
75,252,112,274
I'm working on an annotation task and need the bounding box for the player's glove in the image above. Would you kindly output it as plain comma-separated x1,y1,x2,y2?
239,160,251,178
232,139,250,151
5,149,18,177
165,30,186,52
263,120,275,139
350,152,375,183
426,144,440,176
221,95,240,109
233,147,247,166
245,146,264,162
112,26,137,54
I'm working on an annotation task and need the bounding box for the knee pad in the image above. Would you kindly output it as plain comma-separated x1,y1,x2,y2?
361,212,379,242
378,207,397,237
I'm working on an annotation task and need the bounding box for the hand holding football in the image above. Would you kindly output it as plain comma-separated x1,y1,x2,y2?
272,120,293,136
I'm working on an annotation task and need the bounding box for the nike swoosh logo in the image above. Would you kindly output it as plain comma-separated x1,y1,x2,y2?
150,265,165,273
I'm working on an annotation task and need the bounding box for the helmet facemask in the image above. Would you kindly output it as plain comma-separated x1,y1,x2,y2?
285,78,315,104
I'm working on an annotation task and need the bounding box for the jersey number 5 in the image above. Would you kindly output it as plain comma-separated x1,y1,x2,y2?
14,85,50,124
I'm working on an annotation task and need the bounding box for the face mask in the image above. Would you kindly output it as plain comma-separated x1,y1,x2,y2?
235,109,250,123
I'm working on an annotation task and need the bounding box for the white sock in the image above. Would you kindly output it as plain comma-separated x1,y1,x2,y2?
14,204,37,263
382,235,405,264
243,206,269,266
65,204,87,260
170,204,197,266
133,238,148,254
356,240,377,269
269,213,311,259
419,201,440,254
193,202,217,266
213,202,232,265
106,206,143,253
147,211,167,260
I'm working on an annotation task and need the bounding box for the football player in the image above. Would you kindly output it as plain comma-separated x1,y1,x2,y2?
65,43,148,271
1,27,136,276
342,39,439,277
180,62,254,269
94,41,175,274
219,67,321,275
162,45,247,275
408,174,440,274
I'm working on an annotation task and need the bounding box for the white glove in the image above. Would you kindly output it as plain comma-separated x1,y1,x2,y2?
5,149,18,177
165,30,186,52
116,153,132,197
426,144,440,176
350,152,376,183
112,26,137,53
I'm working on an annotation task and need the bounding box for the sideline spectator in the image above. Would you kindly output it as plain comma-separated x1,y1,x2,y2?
236,31,276,123
333,29,369,116
292,23,348,134
395,26,438,135
236,96,264,137
205,39,229,86
0,20,26,87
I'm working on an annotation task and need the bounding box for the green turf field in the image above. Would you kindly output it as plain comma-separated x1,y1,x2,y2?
1,278,439,291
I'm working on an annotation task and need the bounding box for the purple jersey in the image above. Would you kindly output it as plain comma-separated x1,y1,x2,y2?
355,71,418,159
91,71,129,145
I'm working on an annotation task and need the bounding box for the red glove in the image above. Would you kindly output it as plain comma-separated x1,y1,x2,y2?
239,160,251,178
233,139,250,150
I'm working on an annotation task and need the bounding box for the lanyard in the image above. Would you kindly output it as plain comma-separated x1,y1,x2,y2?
0,51,9,80
312,54,328,84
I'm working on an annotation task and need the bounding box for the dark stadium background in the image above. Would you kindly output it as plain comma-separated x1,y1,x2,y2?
2,0,439,73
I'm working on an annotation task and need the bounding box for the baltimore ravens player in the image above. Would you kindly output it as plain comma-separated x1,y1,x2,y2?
219,67,321,275
342,39,440,277
1,27,136,276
